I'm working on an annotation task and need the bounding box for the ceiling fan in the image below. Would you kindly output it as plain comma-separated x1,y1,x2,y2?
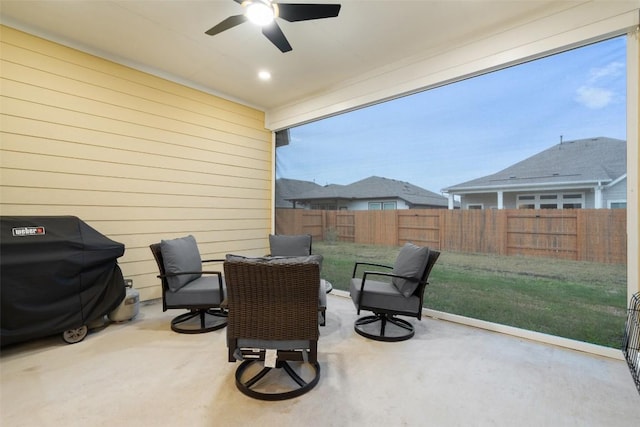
205,0,341,53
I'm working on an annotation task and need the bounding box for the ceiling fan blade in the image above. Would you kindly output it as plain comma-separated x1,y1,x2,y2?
205,14,247,36
277,3,341,22
262,22,292,52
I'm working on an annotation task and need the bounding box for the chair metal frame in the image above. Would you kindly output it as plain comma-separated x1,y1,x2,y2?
352,249,440,342
623,292,640,395
149,243,227,334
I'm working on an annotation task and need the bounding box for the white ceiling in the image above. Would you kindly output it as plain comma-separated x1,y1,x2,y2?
0,0,584,112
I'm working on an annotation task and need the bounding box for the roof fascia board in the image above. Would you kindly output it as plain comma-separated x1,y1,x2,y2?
605,173,627,188
445,180,605,194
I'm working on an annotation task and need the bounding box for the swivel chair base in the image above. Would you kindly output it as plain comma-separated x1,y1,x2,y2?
354,313,414,342
235,360,321,401
171,308,227,334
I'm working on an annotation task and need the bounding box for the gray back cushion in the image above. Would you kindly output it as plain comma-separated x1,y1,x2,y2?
161,235,202,292
269,234,311,256
225,254,271,263
391,243,430,297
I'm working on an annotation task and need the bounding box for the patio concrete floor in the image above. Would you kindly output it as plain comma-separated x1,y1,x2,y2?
1,292,639,426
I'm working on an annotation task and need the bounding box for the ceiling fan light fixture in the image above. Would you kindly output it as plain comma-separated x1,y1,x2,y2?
207,0,340,53
244,0,275,26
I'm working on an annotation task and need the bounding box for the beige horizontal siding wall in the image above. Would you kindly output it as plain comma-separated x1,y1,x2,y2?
0,26,273,301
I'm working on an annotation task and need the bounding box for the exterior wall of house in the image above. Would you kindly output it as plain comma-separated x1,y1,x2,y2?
348,199,410,210
0,26,273,302
306,198,415,210
460,193,500,209
461,186,629,210
604,179,627,207
585,191,596,209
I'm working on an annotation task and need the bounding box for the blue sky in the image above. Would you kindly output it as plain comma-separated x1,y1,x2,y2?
276,36,627,195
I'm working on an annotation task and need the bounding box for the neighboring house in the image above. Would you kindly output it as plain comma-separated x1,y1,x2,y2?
275,178,322,208
285,176,451,210
442,137,626,210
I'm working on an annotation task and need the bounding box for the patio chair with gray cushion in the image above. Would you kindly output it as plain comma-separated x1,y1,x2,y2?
268,233,312,256
149,235,227,334
224,257,321,401
268,233,328,326
350,243,440,342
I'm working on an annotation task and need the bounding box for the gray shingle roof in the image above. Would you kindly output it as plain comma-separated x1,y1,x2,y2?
443,137,626,192
288,176,449,207
275,178,322,208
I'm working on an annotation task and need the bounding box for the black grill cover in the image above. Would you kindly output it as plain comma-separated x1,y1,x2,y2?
1,216,126,346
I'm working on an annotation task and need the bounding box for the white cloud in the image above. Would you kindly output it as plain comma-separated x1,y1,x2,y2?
575,61,623,109
575,86,614,109
587,61,624,84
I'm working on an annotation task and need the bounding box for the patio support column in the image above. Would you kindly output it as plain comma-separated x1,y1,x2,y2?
497,191,504,209
447,194,455,210
594,182,603,209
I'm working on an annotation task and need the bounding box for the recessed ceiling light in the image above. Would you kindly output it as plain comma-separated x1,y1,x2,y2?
258,70,271,81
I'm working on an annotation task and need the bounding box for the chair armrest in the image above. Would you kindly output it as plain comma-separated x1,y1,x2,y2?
159,270,221,276
158,270,225,296
361,270,418,287
352,261,393,278
202,258,225,263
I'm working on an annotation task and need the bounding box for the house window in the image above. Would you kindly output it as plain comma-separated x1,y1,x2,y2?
517,193,584,209
517,195,535,209
540,194,558,209
311,203,337,210
608,201,627,209
369,201,397,210
561,194,584,209
467,204,483,210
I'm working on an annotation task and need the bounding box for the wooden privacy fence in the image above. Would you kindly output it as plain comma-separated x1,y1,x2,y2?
275,208,627,264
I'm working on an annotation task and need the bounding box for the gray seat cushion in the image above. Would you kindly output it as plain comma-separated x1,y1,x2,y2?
163,275,225,306
161,235,202,292
391,243,430,297
350,278,421,313
269,234,311,256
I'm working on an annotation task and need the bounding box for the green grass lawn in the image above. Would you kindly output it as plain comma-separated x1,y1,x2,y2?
314,241,628,348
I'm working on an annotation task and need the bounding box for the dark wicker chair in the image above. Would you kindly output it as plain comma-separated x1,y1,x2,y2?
224,258,320,401
149,236,227,334
350,244,440,342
